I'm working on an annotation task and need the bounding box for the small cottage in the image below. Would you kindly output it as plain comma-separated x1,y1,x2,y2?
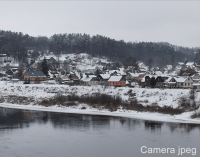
23,71,46,84
174,76,193,88
108,76,126,86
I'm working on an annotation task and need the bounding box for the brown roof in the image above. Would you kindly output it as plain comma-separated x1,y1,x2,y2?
138,74,145,79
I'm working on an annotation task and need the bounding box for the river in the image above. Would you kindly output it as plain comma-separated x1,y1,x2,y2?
0,107,199,157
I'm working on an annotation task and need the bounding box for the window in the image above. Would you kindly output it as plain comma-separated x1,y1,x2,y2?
181,83,183,86
185,83,186,86
188,83,190,86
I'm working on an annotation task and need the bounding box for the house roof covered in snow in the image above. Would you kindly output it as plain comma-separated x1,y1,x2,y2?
99,74,110,79
108,76,123,82
186,62,195,66
174,76,189,83
128,73,140,77
82,77,93,82
164,76,173,83
178,62,185,65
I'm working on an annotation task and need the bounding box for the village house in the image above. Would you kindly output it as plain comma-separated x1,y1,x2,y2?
174,76,193,88
97,74,110,85
81,76,99,86
48,57,59,70
126,72,140,81
137,74,145,82
74,57,82,63
68,73,79,80
141,75,165,88
23,70,46,84
108,76,126,87
176,62,185,70
186,62,196,68
192,83,200,89
164,77,177,88
62,74,70,80
191,73,200,83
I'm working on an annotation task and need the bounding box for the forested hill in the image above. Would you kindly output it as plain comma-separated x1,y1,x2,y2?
0,30,198,66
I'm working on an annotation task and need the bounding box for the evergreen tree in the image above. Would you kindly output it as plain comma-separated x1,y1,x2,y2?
95,69,100,76
41,58,49,76
194,49,200,64
124,57,138,72
150,77,156,88
147,58,153,70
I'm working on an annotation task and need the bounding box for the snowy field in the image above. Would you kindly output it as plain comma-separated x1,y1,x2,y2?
0,81,200,123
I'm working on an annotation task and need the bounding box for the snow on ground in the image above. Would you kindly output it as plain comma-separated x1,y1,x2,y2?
0,81,200,123
0,82,193,108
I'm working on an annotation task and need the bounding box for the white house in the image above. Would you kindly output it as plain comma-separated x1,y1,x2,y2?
174,76,193,88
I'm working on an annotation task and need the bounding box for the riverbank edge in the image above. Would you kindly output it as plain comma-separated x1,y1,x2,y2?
0,103,200,124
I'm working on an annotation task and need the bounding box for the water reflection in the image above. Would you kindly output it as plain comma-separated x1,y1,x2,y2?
145,121,163,132
0,107,200,133
166,123,200,133
0,107,200,157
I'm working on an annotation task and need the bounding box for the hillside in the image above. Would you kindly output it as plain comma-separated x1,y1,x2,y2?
0,30,199,67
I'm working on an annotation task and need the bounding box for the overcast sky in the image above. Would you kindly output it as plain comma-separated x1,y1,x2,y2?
0,1,199,47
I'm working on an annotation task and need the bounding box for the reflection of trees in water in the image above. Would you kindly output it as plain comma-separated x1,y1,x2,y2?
144,121,200,133
49,113,110,130
0,107,30,130
0,107,49,131
144,121,163,132
1,107,200,133
110,117,142,130
166,123,200,133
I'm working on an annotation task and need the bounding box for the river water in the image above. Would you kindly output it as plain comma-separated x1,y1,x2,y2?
0,107,199,157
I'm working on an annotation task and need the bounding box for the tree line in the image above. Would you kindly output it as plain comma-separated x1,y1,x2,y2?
0,30,198,67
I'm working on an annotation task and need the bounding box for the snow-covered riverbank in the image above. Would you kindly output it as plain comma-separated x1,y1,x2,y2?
0,81,200,123
0,103,199,124
0,81,194,107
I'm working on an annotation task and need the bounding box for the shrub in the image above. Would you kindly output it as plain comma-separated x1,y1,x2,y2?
191,111,200,119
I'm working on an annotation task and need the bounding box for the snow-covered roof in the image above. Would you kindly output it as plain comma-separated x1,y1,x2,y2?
82,77,93,82
186,62,195,66
138,62,146,68
154,71,163,75
107,70,119,74
165,76,172,83
11,79,19,81
87,75,96,78
192,79,200,81
128,73,140,77
178,62,185,65
100,74,110,79
193,83,200,86
174,76,189,83
166,65,173,70
108,76,123,82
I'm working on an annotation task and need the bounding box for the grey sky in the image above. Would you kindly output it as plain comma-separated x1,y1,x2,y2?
0,1,199,47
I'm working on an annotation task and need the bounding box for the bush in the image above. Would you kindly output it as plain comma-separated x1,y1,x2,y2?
67,94,121,106
191,111,200,119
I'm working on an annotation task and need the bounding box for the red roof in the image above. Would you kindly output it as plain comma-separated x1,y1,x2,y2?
138,74,145,79
4,66,12,70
